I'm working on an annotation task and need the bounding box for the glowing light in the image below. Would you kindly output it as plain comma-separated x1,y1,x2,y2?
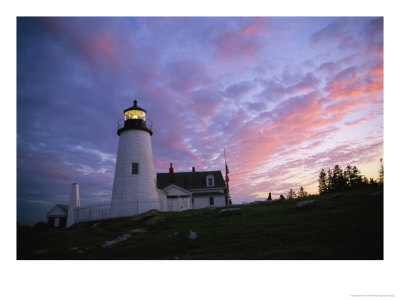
124,110,146,121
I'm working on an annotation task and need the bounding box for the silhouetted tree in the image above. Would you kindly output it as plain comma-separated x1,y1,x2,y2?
280,194,285,200
344,165,353,190
327,169,333,192
332,165,346,192
318,169,328,194
318,163,381,193
351,165,362,189
287,189,296,199
267,192,272,201
379,158,384,185
362,175,369,186
369,178,377,186
298,186,308,198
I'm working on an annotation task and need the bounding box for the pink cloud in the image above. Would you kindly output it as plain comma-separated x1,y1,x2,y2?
42,168,75,182
240,18,266,36
235,138,383,199
222,74,383,197
345,118,368,127
228,93,324,185
213,18,270,62
325,61,383,100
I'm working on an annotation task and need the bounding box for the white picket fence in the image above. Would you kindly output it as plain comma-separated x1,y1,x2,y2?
74,200,161,224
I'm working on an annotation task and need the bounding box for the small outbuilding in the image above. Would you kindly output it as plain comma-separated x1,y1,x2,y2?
47,204,69,227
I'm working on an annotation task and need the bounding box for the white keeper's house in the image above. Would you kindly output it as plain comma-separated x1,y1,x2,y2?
157,163,227,211
47,100,229,227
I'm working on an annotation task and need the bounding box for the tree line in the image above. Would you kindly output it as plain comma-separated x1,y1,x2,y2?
318,160,383,194
266,186,309,201
267,159,383,200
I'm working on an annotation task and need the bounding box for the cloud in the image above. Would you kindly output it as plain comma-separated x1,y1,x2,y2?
309,18,356,49
224,81,256,98
257,71,320,104
325,61,383,100
212,18,270,62
227,92,324,183
345,118,368,127
247,101,266,112
360,17,383,57
239,138,383,199
317,61,340,75
161,60,211,93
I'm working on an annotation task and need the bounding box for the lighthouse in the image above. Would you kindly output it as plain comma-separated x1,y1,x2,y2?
111,100,160,217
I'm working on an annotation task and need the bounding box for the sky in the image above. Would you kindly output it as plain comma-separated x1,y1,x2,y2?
17,17,383,225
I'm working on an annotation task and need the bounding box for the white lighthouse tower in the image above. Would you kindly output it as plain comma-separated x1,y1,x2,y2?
111,100,159,217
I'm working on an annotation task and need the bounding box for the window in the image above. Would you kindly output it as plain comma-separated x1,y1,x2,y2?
131,162,139,174
206,175,214,187
209,197,214,206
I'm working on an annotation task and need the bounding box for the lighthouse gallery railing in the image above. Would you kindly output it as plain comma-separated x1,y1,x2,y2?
74,200,161,223
117,118,153,131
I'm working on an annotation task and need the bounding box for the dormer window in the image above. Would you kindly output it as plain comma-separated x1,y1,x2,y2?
206,175,214,187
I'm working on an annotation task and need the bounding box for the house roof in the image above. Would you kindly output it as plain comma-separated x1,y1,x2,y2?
157,170,226,190
192,191,226,197
47,204,69,217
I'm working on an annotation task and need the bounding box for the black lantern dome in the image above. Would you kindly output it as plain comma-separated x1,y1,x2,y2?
124,100,147,118
117,100,153,136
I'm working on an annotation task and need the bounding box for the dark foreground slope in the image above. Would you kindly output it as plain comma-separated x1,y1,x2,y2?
17,187,383,260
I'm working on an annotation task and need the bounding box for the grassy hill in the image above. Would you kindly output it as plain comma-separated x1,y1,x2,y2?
17,186,383,260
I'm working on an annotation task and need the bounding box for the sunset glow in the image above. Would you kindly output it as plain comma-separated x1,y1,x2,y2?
17,17,383,225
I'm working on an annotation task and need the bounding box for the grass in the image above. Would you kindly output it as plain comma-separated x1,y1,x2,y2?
17,186,383,260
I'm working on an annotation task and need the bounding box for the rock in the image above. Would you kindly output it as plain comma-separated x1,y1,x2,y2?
265,199,280,205
328,193,344,199
167,232,179,238
69,247,84,254
218,208,241,216
370,191,383,197
144,215,165,225
188,230,198,240
102,233,131,248
131,209,159,222
243,201,264,206
129,228,147,233
35,249,50,255
296,200,314,208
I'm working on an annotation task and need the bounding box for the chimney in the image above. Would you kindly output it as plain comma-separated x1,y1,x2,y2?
66,183,80,227
192,166,195,173
169,162,174,183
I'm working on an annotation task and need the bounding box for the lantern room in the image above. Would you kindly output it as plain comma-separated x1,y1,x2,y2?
117,100,153,136
124,100,147,121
